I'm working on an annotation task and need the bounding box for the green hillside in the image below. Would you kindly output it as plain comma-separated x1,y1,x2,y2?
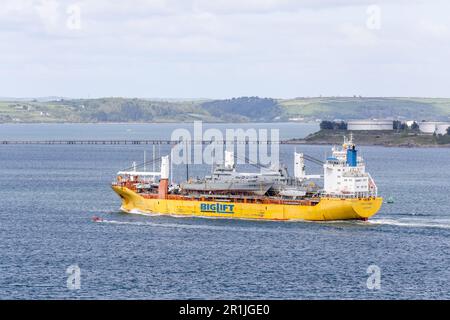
1,96,450,123
278,97,450,121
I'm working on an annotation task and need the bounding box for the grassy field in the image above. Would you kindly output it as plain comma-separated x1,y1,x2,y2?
1,97,450,123
278,97,450,121
0,101,77,122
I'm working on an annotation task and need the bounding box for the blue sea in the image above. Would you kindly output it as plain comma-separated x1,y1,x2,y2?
1,123,450,299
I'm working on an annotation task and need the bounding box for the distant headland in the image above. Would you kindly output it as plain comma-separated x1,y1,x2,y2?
1,96,450,123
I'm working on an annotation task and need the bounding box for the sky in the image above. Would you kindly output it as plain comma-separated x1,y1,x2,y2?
1,0,450,99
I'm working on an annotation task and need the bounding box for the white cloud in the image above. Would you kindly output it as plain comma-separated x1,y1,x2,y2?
35,0,61,30
338,23,379,47
1,0,450,98
419,20,450,39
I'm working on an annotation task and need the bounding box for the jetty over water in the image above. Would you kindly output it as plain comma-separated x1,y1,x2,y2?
0,139,302,145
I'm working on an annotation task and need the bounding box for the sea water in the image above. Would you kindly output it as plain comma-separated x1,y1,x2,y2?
0,123,449,299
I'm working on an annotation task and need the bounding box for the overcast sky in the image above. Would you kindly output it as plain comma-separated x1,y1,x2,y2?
1,0,449,98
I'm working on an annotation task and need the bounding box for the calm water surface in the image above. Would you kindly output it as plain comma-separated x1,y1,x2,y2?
0,123,449,299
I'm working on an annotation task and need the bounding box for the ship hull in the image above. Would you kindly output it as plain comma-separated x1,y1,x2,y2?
112,186,382,221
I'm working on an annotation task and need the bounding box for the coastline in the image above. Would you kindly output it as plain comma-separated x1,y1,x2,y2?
293,129,450,148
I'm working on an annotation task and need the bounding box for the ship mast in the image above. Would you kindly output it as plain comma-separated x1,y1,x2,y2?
185,140,189,181
152,145,156,172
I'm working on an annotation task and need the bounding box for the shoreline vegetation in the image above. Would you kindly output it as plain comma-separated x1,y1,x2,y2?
2,96,450,123
288,130,450,147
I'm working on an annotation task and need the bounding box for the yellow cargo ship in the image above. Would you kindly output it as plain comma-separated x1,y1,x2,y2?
112,185,382,221
112,136,382,221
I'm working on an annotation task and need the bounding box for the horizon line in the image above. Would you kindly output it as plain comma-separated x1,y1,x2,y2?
2,96,450,102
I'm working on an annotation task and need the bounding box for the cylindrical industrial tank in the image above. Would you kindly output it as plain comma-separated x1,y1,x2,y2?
418,122,450,134
347,120,393,131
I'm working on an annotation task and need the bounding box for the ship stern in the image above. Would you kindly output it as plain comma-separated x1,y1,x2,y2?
351,197,383,220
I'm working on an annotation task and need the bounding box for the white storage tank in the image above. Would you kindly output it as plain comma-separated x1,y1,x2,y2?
347,120,393,131
418,122,450,135
436,123,450,135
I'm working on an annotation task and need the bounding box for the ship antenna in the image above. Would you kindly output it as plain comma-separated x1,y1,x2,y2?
152,145,156,172
211,148,215,175
169,147,173,185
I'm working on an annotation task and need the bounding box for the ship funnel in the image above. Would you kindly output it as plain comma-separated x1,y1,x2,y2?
346,146,357,167
294,152,306,180
224,150,235,169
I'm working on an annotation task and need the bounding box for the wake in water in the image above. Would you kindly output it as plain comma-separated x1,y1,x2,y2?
369,217,450,230
95,217,293,234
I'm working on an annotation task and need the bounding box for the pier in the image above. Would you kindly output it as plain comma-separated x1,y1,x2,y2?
0,139,302,145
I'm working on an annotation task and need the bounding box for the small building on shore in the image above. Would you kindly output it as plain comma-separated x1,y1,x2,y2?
418,121,450,135
347,120,393,131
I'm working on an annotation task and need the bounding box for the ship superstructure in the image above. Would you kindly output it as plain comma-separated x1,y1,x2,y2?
323,134,377,197
112,136,382,221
